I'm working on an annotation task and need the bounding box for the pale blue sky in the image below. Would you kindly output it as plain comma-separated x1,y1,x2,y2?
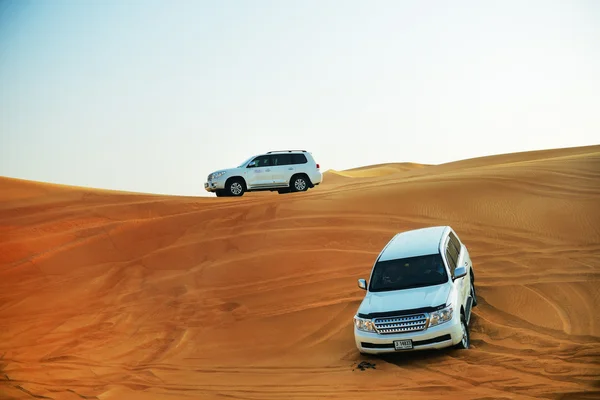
1,0,598,196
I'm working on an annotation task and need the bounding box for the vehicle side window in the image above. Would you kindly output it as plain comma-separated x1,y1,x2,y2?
291,154,307,164
448,232,462,256
446,240,458,276
272,154,292,166
249,155,271,167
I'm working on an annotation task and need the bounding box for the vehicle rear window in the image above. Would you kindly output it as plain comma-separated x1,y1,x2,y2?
291,154,307,164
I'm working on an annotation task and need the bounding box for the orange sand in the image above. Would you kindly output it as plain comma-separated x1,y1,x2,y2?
1,145,599,399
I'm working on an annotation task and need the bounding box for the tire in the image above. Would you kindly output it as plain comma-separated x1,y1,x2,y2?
454,314,470,350
215,190,226,197
226,178,245,197
470,278,478,307
290,175,309,192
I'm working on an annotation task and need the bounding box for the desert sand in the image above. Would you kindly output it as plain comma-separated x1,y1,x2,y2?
1,145,599,400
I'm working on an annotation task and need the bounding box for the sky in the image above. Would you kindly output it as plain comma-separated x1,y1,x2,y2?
1,0,599,196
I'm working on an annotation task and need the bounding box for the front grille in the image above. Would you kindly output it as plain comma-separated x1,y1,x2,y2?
207,173,213,181
373,313,428,334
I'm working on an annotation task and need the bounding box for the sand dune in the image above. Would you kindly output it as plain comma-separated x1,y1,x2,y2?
325,162,427,178
322,162,428,186
1,145,599,400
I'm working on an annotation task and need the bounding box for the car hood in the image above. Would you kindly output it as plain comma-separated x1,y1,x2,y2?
210,167,244,176
357,283,452,317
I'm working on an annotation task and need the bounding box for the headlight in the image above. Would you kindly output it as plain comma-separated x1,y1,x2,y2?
211,171,226,180
353,316,375,332
428,305,453,327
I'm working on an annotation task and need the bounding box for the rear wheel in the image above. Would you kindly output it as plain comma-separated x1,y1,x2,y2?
470,279,478,307
290,175,309,192
454,314,470,350
226,178,245,197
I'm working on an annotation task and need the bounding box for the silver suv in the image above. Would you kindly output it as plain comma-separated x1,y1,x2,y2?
204,150,323,197
354,226,477,354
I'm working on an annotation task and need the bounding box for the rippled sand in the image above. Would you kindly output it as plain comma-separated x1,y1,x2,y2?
1,145,599,400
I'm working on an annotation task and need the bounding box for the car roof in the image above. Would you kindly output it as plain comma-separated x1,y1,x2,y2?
265,150,308,154
377,226,450,262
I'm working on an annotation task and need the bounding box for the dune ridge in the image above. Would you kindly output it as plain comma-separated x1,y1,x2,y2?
324,162,428,180
1,145,599,400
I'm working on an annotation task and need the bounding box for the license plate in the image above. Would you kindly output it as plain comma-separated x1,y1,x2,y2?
394,339,413,350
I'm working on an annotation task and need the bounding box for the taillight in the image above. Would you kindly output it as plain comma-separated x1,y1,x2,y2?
316,163,320,169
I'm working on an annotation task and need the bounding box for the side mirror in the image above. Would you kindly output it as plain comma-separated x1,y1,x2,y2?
247,161,256,168
358,278,367,290
453,266,467,280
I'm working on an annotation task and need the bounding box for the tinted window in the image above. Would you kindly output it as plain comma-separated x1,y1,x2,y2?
448,232,461,256
446,243,458,276
271,154,292,166
369,253,448,292
249,155,271,167
291,154,307,164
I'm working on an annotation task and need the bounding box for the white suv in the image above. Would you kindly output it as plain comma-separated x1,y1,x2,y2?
353,226,477,354
204,150,323,197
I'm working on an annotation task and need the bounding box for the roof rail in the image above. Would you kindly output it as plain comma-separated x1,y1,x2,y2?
266,150,307,154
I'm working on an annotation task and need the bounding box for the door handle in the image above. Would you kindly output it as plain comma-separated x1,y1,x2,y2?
265,169,271,172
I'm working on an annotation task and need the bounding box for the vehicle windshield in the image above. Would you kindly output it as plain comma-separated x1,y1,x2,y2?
369,253,448,292
237,156,255,168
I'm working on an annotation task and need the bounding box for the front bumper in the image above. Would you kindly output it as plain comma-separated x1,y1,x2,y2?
354,316,463,354
204,180,225,192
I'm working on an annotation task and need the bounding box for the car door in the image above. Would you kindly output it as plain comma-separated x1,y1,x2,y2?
270,153,294,186
245,155,274,188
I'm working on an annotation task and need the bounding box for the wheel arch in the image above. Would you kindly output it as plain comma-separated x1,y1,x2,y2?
225,175,247,190
290,172,313,187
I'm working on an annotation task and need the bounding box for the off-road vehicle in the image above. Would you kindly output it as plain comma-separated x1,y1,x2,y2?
204,150,322,197
354,226,477,354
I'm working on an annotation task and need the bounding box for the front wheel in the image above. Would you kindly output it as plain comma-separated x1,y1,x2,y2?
226,179,245,197
454,314,470,350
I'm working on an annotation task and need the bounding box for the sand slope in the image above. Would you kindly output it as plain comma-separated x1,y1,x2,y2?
1,145,599,400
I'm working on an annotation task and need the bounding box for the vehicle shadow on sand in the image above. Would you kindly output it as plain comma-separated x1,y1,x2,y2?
377,346,456,367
